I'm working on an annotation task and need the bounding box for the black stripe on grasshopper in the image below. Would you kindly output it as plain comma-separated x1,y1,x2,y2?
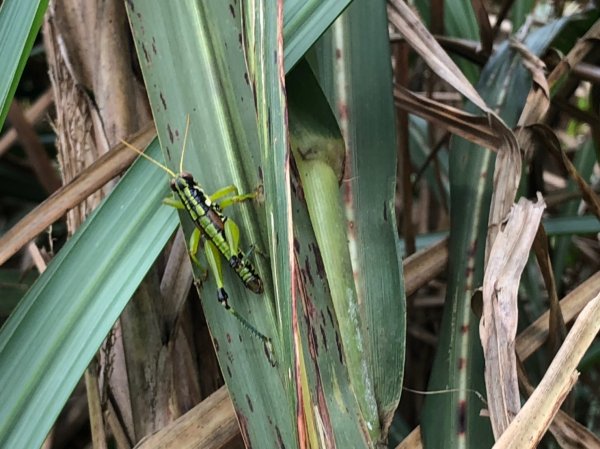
170,172,263,295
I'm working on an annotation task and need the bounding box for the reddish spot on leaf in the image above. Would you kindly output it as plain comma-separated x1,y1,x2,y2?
338,102,348,120
457,400,467,435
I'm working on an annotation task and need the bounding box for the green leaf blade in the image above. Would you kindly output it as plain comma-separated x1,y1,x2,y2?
0,0,48,129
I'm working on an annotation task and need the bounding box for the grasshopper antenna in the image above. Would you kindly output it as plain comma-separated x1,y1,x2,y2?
180,114,191,174
120,138,177,178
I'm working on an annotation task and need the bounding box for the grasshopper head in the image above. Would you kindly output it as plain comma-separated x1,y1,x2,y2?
171,172,195,192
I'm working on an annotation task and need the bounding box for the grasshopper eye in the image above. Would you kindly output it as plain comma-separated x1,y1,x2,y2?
169,179,178,190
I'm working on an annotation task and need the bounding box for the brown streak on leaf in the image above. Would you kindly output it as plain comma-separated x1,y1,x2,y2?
298,271,337,447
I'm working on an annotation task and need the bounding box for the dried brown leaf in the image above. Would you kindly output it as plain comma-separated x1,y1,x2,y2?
486,139,522,261
395,426,422,449
134,386,244,449
393,270,600,449
0,89,53,157
518,17,600,126
480,195,546,439
510,38,549,98
495,291,600,448
470,0,493,58
7,102,61,194
387,0,521,254
518,361,600,448
516,270,600,360
387,0,488,111
403,237,448,296
393,86,502,149
532,225,567,357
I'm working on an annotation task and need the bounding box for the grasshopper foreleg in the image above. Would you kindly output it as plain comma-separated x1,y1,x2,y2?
210,184,258,210
163,196,185,209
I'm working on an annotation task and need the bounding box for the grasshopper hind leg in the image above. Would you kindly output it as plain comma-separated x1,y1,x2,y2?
204,239,275,366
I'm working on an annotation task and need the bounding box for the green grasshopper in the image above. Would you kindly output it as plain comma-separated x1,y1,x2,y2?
121,121,273,361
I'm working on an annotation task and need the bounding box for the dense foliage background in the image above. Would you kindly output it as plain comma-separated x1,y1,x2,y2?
0,1,599,448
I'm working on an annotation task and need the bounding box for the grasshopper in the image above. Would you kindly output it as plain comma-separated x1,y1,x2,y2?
121,118,273,362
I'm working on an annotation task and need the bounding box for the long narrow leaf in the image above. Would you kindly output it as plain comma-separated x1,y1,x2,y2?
421,18,572,448
0,0,48,129
308,0,406,441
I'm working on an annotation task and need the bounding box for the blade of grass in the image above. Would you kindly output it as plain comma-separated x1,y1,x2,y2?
0,0,48,129
308,0,406,440
283,0,350,69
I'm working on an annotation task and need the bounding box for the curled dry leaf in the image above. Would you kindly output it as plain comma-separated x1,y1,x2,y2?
480,194,546,440
486,137,522,261
518,17,600,127
387,0,487,111
393,86,502,150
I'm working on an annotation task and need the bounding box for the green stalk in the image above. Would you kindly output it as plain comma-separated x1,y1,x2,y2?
288,60,380,441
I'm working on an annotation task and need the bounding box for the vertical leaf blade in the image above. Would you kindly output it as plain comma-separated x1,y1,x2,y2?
0,0,48,129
